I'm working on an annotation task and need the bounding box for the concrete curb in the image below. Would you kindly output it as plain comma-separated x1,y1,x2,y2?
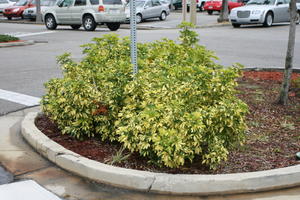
21,112,300,195
0,40,34,48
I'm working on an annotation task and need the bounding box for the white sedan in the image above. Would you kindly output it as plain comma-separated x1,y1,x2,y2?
230,0,300,27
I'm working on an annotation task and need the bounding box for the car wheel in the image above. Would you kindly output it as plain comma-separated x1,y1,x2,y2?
159,11,167,21
107,22,120,31
199,2,205,12
232,23,241,28
263,12,273,27
296,12,300,25
7,17,12,20
136,13,142,24
45,14,57,30
83,15,97,31
70,25,81,30
207,10,213,15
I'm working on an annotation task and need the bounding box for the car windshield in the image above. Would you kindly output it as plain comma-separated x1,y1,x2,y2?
103,0,122,4
247,0,275,5
41,0,56,6
15,0,28,5
0,0,9,4
126,1,145,7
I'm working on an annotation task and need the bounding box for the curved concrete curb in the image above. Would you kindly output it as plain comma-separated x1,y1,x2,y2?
0,40,34,48
21,112,300,195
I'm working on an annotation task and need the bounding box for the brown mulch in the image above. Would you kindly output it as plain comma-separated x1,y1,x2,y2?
35,71,300,174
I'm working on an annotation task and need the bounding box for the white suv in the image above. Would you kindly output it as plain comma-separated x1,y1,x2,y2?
43,0,126,31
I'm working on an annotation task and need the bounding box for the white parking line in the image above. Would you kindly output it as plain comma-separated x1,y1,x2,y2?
0,89,41,106
14,31,56,37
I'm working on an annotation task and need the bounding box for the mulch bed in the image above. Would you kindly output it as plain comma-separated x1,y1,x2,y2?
35,70,300,174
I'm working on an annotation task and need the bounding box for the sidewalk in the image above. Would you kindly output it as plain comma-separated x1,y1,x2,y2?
1,107,300,200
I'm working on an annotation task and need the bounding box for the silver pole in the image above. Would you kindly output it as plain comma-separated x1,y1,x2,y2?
130,0,138,75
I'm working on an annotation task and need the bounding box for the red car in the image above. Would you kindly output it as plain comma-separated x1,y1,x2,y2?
3,0,35,20
203,0,244,15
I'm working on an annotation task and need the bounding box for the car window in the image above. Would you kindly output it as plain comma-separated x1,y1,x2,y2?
247,0,275,5
152,0,160,6
283,0,289,3
230,0,237,2
41,0,56,6
15,0,28,6
145,0,152,7
74,0,86,6
90,0,99,4
59,0,73,7
0,0,9,4
277,0,284,4
103,0,122,4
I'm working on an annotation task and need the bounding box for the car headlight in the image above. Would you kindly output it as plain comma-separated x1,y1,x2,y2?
251,10,261,14
13,8,20,12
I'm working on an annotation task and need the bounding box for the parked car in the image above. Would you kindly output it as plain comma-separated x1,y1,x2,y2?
230,0,300,27
43,0,126,31
125,0,170,23
3,0,36,19
203,0,244,14
0,0,15,13
23,0,56,20
187,0,208,11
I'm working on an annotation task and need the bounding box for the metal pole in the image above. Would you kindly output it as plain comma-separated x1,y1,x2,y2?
130,0,138,75
36,0,42,23
190,0,197,25
182,0,187,21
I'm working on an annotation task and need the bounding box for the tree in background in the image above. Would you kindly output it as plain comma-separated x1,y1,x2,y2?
217,0,229,22
278,0,298,105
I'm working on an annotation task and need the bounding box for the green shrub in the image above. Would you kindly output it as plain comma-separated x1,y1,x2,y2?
0,34,19,42
41,23,248,169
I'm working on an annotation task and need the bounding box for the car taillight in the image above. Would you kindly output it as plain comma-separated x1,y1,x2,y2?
98,5,105,12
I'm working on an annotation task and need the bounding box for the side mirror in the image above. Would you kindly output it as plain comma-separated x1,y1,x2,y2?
144,5,149,8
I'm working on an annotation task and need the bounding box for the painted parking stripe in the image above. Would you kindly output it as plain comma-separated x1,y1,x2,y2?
0,89,41,106
14,31,56,37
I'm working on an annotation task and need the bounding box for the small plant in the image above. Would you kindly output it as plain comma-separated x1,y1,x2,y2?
0,34,19,43
105,147,131,165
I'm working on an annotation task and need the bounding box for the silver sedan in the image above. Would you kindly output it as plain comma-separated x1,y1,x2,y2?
125,0,170,23
230,0,300,27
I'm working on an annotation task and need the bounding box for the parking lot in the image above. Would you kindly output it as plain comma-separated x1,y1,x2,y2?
0,11,300,114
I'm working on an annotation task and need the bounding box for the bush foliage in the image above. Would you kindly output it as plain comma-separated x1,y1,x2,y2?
0,34,19,42
41,22,248,169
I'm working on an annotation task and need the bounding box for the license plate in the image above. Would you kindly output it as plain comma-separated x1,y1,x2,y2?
110,9,119,14
209,6,213,8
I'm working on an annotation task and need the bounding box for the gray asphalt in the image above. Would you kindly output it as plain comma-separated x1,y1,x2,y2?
0,20,299,114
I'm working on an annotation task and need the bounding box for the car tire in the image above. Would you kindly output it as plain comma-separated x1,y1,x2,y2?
263,12,273,27
70,25,81,30
207,10,213,15
107,22,120,31
159,11,167,21
83,15,97,31
232,23,241,28
296,12,300,25
136,13,142,24
7,17,12,20
199,2,205,12
45,14,57,30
